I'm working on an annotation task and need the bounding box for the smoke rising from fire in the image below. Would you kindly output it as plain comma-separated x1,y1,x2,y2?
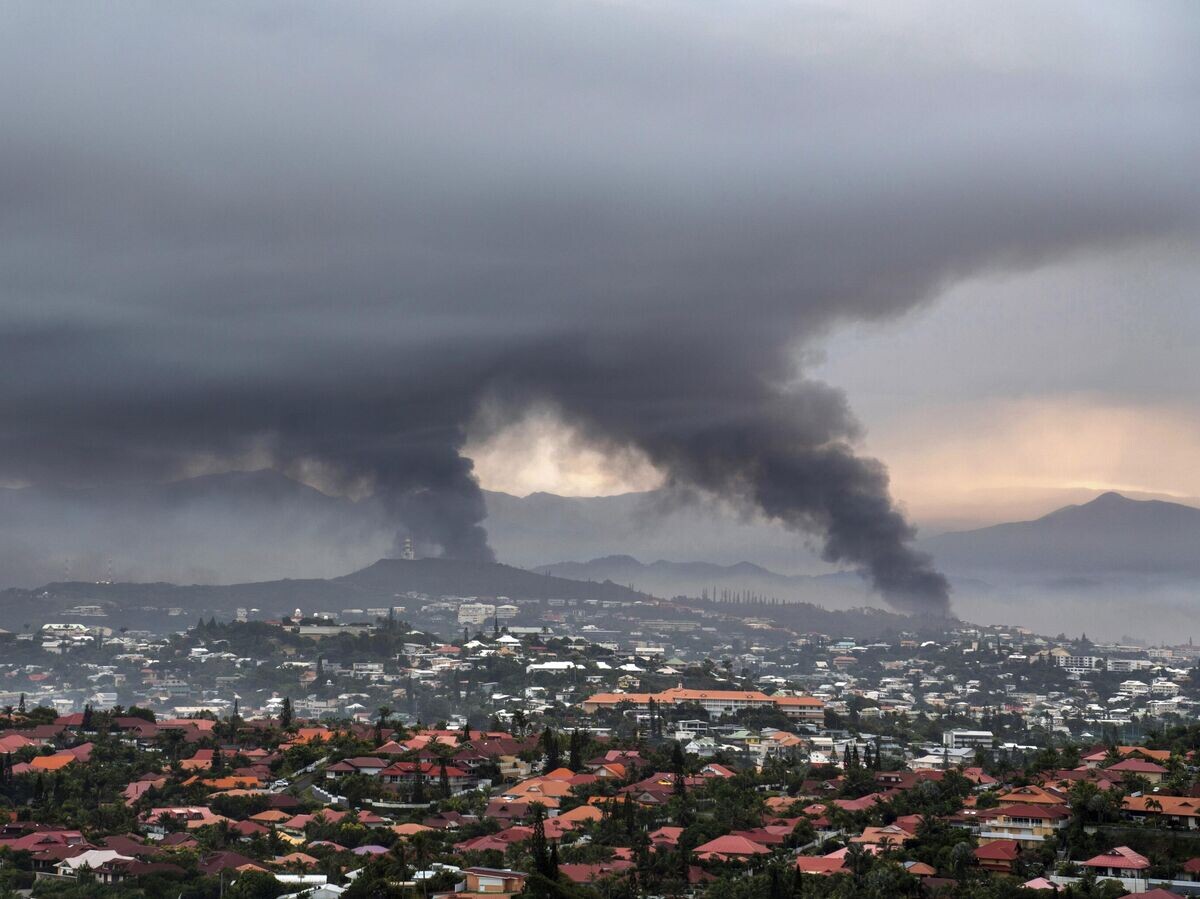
0,3,1196,611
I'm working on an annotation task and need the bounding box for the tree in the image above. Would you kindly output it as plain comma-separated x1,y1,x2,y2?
227,868,291,898
948,841,976,880
439,756,451,798
671,742,687,798
127,705,156,723
845,842,872,882
529,803,553,878
568,729,583,772
280,697,293,730
541,727,561,772
374,705,393,748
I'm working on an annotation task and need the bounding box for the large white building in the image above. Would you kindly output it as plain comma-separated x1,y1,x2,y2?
457,602,496,626
942,728,994,749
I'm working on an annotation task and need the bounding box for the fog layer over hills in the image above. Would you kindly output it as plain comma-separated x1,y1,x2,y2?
0,471,393,586
1,471,1199,642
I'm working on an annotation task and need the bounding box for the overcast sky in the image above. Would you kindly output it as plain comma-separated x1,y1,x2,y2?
1,2,1198,597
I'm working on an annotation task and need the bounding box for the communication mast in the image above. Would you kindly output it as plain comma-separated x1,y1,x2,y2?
401,536,416,560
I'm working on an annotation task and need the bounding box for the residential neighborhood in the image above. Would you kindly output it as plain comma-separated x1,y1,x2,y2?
4,592,1200,897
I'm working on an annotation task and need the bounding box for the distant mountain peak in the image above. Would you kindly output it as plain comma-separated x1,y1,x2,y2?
924,489,1200,576
587,554,643,565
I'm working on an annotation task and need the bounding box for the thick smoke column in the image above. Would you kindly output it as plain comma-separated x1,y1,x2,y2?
0,4,1197,607
492,350,952,613
652,434,949,615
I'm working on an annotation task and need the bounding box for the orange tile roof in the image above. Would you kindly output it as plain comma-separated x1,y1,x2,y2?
996,785,1066,805
582,687,822,707
30,754,75,771
1123,795,1200,817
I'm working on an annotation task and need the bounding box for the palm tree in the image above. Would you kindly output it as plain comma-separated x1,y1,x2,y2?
845,842,871,881
949,841,975,880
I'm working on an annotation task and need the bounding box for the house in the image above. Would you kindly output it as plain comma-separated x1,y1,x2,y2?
977,804,1070,847
158,833,200,851
1182,857,1200,881
93,859,185,884
903,861,937,878
1123,795,1200,829
455,827,533,854
649,826,683,850
122,777,166,807
995,785,1066,806
29,753,76,772
198,850,269,875
379,760,473,791
392,823,436,838
53,850,132,878
974,839,1021,874
1081,846,1150,882
230,821,270,839
140,807,228,836
1022,877,1059,891
435,866,527,898
694,834,772,861
325,757,388,779
1106,758,1168,784
962,767,999,789
486,797,537,821
580,686,823,721
795,853,847,876
852,825,913,848
1082,746,1172,768
178,748,216,771
500,774,576,806
559,860,634,884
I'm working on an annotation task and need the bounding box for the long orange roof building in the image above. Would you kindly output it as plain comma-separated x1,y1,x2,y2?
580,686,823,721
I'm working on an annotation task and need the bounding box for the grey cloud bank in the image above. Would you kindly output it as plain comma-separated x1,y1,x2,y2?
0,2,1197,613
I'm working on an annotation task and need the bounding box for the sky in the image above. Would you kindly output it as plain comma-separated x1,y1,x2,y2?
814,246,1200,529
475,242,1200,531
1,1,1198,611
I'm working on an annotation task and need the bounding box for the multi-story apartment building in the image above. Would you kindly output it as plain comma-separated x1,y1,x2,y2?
943,729,994,749
977,804,1070,847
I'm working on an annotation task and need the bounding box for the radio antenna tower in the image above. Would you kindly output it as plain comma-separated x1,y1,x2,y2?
401,536,415,560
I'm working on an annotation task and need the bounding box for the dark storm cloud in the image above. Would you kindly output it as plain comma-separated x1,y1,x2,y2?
0,2,1197,609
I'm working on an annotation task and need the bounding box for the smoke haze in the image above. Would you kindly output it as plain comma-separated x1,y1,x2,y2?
0,2,1197,612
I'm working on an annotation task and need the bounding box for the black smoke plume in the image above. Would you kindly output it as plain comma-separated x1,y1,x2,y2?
0,3,1196,611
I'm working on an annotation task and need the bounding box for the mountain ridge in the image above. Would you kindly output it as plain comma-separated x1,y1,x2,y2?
921,490,1200,575
0,556,649,632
